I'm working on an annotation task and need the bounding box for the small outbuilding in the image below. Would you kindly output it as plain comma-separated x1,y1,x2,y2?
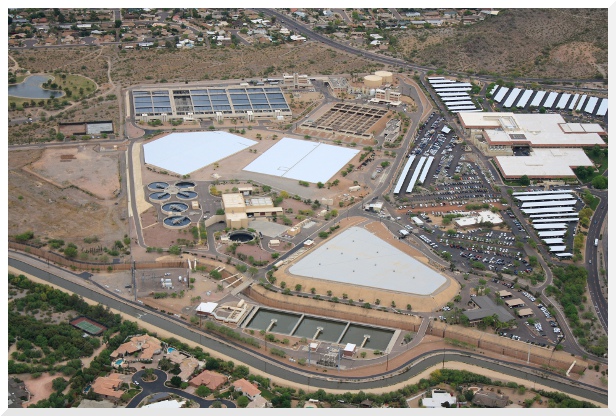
343,343,356,357
517,308,534,318
498,290,512,299
505,298,525,308
196,302,218,317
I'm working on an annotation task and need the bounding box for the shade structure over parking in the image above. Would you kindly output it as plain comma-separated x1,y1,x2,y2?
288,227,448,295
243,137,359,183
143,131,256,175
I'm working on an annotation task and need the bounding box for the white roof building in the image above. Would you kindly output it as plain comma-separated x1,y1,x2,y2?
495,148,594,179
196,302,218,315
454,211,503,228
423,390,456,408
458,112,606,147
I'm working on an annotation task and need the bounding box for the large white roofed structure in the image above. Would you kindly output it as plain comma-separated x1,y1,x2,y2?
533,217,578,223
495,148,594,179
568,94,580,110
515,194,573,201
407,156,426,192
556,93,571,109
393,155,415,194
513,189,574,196
143,131,256,175
532,223,567,230
243,137,359,183
549,246,567,252
538,230,566,237
522,207,575,214
576,95,587,111
288,227,448,295
584,96,599,113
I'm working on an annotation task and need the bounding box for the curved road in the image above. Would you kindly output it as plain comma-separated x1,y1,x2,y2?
8,255,607,404
585,190,609,332
126,369,236,408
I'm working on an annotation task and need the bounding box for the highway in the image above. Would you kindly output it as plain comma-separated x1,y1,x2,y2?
7,255,607,405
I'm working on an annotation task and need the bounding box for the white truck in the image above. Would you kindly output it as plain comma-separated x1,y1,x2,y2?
594,239,599,247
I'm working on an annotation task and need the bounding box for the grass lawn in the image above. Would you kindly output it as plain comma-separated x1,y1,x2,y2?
259,389,274,400
126,388,141,398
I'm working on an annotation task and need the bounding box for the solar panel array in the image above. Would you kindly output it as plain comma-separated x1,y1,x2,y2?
529,91,546,107
543,92,558,108
576,95,587,111
584,96,599,113
393,155,415,194
407,156,426,193
493,87,509,103
568,94,580,110
516,90,534,108
555,93,571,109
133,87,290,116
491,88,606,117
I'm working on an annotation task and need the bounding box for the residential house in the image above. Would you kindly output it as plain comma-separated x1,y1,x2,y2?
91,373,123,400
423,389,456,408
472,390,509,408
109,334,162,363
426,19,443,26
232,379,261,401
189,370,228,390
247,396,271,408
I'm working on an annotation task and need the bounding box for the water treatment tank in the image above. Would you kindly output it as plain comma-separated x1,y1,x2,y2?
374,70,393,83
364,74,383,88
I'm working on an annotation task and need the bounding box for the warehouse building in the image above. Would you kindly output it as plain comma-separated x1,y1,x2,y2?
463,296,515,325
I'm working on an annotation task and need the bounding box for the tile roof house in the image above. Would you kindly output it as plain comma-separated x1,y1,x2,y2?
110,334,162,362
189,370,228,390
232,379,261,400
91,373,123,399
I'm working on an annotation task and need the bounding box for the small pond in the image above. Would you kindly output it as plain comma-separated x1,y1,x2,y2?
8,75,66,99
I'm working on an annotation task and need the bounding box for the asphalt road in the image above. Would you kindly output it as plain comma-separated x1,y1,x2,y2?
126,369,236,408
8,255,607,404
585,190,608,332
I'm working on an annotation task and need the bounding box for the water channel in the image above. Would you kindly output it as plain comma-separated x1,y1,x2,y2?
8,75,66,99
244,307,395,351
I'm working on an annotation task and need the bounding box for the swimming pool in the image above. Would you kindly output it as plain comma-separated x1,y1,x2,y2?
167,347,176,353
115,358,124,365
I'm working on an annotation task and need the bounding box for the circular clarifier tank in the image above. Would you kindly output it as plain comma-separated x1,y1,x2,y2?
163,216,191,228
149,192,171,202
162,202,189,214
229,230,256,243
176,190,198,200
148,181,169,191
175,181,196,189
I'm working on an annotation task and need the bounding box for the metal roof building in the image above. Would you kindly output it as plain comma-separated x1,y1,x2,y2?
555,253,573,258
446,101,474,107
555,93,571,109
450,106,478,112
515,194,573,201
407,156,426,192
537,230,567,237
493,87,509,103
516,90,533,108
503,88,522,108
568,94,580,110
542,238,564,244
584,96,599,113
418,156,435,184
522,207,575,214
532,217,578,223
513,190,573,196
543,92,558,108
530,91,546,107
532,223,567,230
549,245,567,252
393,155,415,194
530,212,579,218
576,95,587,111
521,200,577,208
521,199,577,208
596,99,608,117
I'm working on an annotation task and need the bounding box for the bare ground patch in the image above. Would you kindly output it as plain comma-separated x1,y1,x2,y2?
29,145,120,199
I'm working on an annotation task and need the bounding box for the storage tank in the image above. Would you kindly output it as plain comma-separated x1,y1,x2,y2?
369,89,376,96
374,70,393,83
364,74,382,88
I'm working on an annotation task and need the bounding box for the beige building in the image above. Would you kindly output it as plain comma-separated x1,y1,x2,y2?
222,193,283,228
370,88,402,106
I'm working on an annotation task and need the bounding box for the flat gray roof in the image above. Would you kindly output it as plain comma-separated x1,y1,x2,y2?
464,296,515,322
288,227,448,295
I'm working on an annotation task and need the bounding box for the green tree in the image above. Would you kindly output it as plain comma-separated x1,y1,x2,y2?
237,395,250,407
519,175,530,186
196,385,211,397
114,19,122,28
169,245,182,255
170,375,182,387
592,176,608,189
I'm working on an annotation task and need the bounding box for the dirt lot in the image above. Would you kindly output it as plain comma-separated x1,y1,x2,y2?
29,145,120,199
8,149,127,252
20,373,67,407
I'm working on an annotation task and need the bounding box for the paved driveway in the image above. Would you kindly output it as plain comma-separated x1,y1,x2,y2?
126,369,236,408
